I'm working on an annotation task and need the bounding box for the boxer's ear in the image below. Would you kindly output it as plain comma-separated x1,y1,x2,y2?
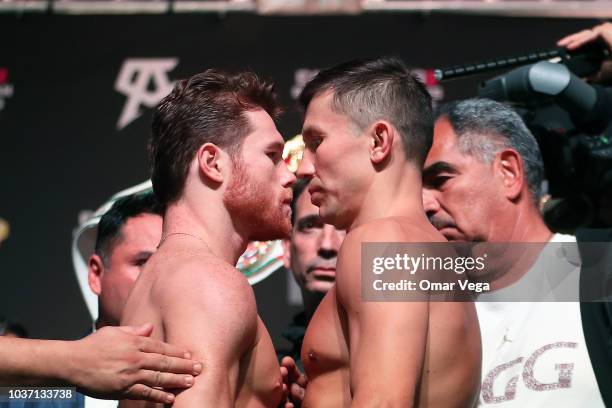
496,149,524,201
197,143,224,183
88,254,104,295
369,121,394,165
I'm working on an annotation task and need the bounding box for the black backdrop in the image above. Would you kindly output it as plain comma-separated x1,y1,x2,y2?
0,12,597,347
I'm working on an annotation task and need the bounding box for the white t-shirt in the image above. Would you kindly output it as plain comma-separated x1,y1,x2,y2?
475,234,604,407
84,395,118,408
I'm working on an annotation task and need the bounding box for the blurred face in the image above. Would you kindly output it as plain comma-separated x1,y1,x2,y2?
298,91,371,230
284,187,346,294
224,109,296,241
89,213,163,326
422,117,502,242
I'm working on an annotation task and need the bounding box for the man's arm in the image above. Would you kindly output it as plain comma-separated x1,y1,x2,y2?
336,225,429,408
0,323,202,404
157,260,258,407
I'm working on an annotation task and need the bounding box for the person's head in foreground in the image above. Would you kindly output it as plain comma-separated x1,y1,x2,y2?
292,57,481,408
149,69,296,245
422,98,550,243
297,55,433,230
88,192,163,328
124,69,300,408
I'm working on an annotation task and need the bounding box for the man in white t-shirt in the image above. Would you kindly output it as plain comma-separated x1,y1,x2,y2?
422,98,606,406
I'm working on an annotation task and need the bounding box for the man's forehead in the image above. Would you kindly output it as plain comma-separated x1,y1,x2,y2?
306,89,334,113
425,117,462,167
110,214,161,256
302,91,340,135
244,109,284,147
120,213,162,237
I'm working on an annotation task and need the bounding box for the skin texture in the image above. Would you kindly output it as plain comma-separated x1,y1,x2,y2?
296,91,481,408
422,115,554,290
0,323,202,403
422,116,552,244
120,109,296,408
88,213,163,328
282,187,346,320
421,118,508,243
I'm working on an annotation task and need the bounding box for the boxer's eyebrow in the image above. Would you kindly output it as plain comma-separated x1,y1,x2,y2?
267,141,284,152
422,161,458,178
133,251,154,266
135,250,153,258
302,125,324,139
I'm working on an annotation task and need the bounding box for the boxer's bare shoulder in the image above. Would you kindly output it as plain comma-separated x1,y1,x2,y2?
153,256,270,407
334,218,479,407
123,249,282,407
153,252,255,311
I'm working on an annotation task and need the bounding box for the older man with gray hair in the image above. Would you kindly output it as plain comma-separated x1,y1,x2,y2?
423,98,546,243
423,98,607,406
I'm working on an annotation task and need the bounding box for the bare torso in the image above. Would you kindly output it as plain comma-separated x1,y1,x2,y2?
120,246,283,408
301,217,481,408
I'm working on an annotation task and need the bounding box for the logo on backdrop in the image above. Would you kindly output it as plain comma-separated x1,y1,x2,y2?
291,68,319,100
412,68,444,103
0,67,15,112
290,67,444,102
114,58,178,130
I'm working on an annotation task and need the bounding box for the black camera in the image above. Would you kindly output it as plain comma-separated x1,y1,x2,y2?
436,41,612,229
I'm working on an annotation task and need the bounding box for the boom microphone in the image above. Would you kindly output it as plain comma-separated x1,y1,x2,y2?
434,40,610,82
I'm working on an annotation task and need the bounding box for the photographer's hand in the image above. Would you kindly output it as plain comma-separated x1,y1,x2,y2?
558,22,612,84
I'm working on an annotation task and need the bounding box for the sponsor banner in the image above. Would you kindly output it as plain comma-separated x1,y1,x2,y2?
115,58,178,129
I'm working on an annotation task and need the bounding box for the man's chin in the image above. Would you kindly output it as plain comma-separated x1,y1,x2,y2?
251,219,292,241
319,205,347,230
308,280,335,294
439,228,467,242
